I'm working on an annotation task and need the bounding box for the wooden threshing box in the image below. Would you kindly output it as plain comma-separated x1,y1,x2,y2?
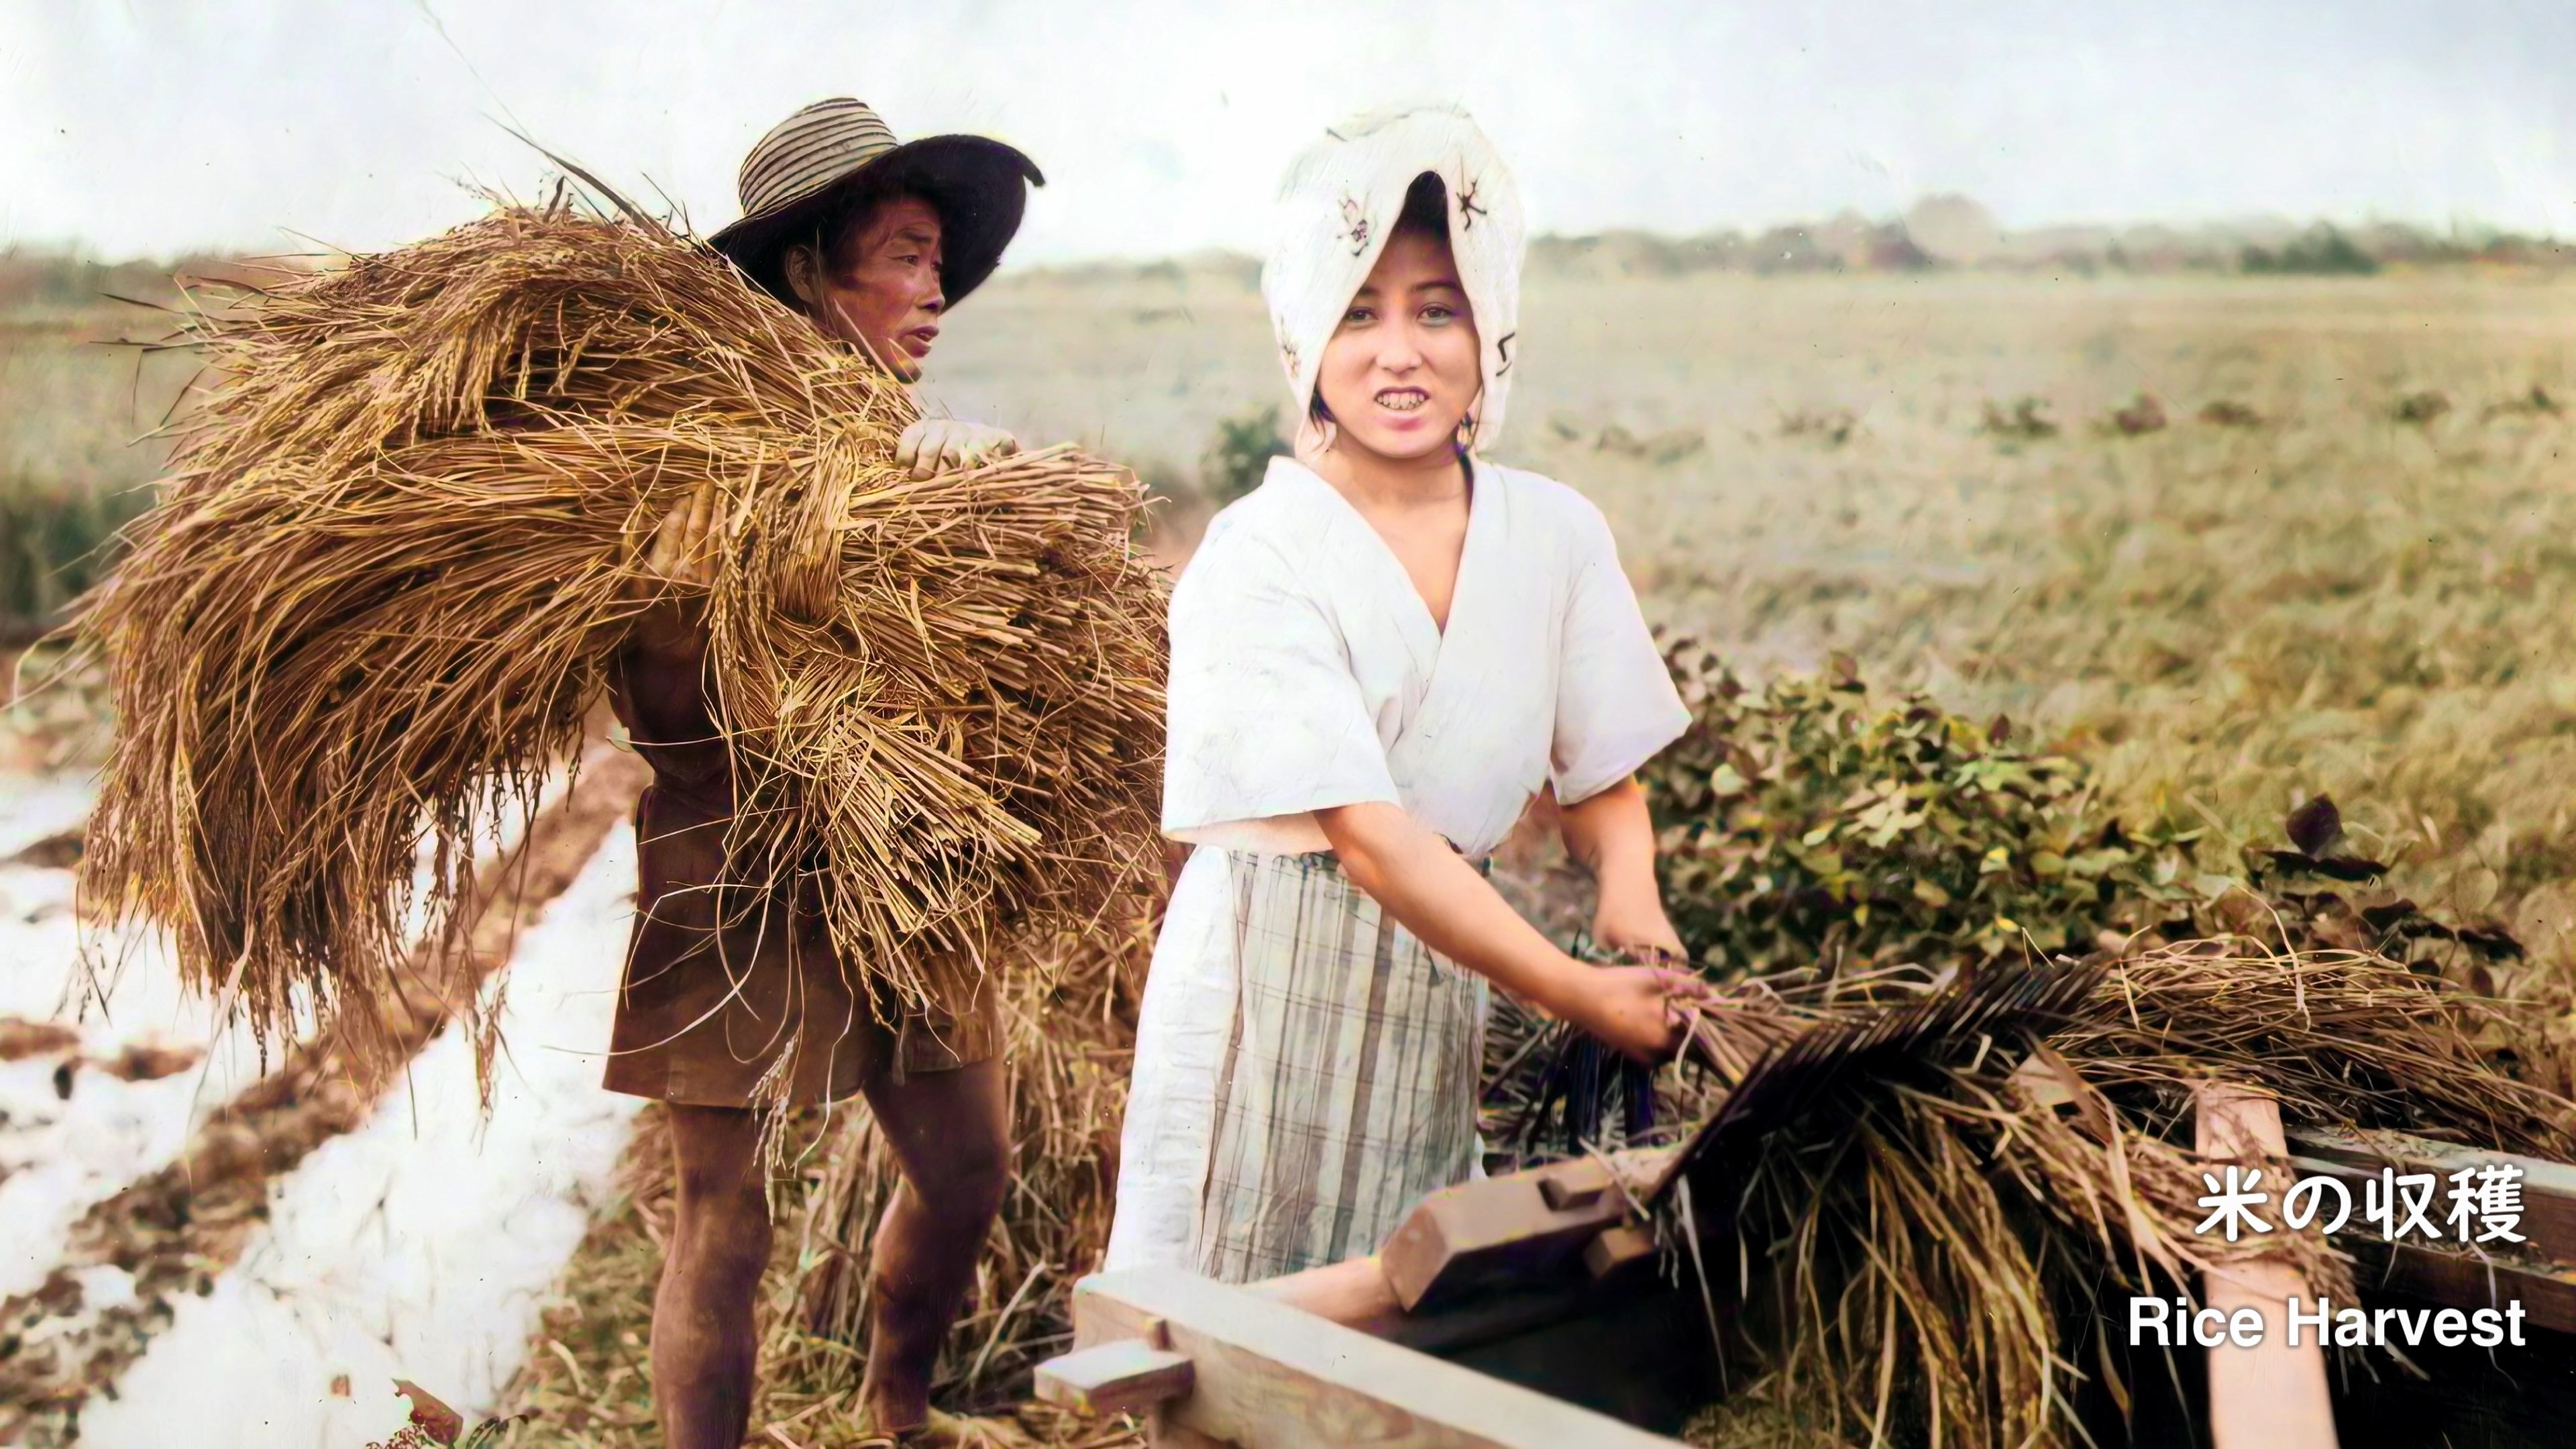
1039,1131,2576,1448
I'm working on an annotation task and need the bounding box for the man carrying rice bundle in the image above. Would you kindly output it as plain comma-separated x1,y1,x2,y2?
87,78,1161,1447
626,99,1045,1448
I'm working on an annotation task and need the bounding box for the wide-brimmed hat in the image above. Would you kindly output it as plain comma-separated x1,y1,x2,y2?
710,97,1043,307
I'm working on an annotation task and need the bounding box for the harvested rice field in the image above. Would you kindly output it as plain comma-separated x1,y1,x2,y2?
4,264,2575,1445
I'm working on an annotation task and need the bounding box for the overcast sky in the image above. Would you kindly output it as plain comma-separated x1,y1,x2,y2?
5,0,2572,262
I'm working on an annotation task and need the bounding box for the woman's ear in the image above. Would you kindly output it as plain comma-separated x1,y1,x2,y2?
783,243,823,310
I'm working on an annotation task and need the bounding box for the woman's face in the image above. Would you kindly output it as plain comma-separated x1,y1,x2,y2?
1312,227,1481,462
785,195,947,382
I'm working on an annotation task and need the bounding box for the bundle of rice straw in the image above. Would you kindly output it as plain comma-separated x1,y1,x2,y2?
1664,943,2576,1448
78,203,1166,1091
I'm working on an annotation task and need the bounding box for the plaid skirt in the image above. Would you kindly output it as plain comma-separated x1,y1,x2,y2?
1191,850,1489,1282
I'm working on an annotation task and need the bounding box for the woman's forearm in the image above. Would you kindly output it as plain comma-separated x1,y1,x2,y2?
1313,801,1582,1013
1560,777,1656,898
1558,777,1684,954
1318,799,1703,1061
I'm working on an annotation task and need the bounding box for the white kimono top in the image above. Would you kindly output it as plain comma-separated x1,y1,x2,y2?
1103,455,1689,1275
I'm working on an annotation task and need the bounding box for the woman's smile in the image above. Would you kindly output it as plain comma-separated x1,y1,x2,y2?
1374,386,1432,417
1309,220,1482,465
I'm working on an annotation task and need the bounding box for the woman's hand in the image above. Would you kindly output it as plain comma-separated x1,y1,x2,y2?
1540,963,1710,1063
1316,800,1706,1064
1593,898,1686,961
894,419,1020,478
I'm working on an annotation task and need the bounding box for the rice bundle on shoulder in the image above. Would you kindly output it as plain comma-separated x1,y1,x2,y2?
78,203,1167,1087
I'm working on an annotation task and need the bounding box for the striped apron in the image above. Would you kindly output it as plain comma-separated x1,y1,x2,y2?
1190,850,1489,1283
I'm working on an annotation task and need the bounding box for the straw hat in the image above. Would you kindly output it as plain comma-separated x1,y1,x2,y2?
710,97,1043,306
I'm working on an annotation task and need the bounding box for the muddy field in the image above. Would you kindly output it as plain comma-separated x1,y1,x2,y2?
5,264,2576,1444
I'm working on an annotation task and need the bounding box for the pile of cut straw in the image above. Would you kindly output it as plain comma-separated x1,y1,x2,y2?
78,203,1165,1091
1669,942,2576,1448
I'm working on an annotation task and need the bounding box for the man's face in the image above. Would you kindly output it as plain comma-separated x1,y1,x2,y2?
790,195,946,382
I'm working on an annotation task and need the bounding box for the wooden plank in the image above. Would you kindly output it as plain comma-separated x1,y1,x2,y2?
1378,1148,1670,1310
1582,1224,1658,1283
2195,1084,2339,1449
1035,1338,1195,1417
2360,1240,2576,1334
2287,1128,2576,1261
1244,1254,1404,1334
2286,1151,2576,1332
1069,1267,1684,1448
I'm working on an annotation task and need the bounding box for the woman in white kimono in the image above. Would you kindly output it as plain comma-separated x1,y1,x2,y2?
1106,105,1706,1285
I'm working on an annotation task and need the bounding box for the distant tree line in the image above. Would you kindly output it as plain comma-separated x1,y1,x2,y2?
8,200,2570,315
0,249,209,311
2241,229,2378,276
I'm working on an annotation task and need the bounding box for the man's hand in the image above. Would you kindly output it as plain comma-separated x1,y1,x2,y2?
894,419,1020,479
637,480,722,591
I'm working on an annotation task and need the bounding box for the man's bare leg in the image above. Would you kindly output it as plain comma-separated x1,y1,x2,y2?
653,1103,772,1448
855,1059,1011,1434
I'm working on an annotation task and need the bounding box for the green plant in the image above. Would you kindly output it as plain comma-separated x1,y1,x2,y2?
0,474,152,629
2391,388,2452,425
2098,392,2167,437
1776,407,1857,447
1645,645,2214,973
1598,423,1709,463
1199,403,1289,506
2242,227,2379,276
1976,395,2059,442
1642,646,2540,1004
2482,384,2565,421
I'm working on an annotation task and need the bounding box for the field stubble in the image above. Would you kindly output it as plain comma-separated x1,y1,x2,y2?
941,270,2576,950
0,313,191,627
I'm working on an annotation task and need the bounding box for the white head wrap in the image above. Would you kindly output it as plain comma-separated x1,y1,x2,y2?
1261,104,1527,453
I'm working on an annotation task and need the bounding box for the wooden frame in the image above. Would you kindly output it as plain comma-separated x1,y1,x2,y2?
2285,1127,2576,1334
1376,1148,1672,1309
1036,1126,2576,1447
2198,1085,2337,1448
1044,1266,1685,1448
